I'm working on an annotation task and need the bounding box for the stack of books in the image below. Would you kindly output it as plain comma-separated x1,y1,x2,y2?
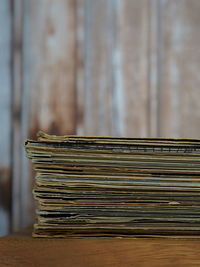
25,132,200,238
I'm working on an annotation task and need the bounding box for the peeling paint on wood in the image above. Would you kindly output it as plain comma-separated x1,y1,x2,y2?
24,0,77,138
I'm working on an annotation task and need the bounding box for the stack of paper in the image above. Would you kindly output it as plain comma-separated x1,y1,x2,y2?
25,132,200,238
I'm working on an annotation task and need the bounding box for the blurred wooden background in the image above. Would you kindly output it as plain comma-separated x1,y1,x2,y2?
1,0,200,236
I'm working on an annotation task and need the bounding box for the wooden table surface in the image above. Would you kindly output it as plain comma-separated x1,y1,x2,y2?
1,228,200,267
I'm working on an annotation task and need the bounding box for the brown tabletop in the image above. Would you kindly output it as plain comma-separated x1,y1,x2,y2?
1,228,200,266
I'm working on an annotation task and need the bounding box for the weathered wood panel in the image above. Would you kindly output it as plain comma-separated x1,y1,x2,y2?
159,0,200,138
0,0,12,235
80,0,151,137
22,0,77,228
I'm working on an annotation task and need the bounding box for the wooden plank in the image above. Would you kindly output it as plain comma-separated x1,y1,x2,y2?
12,0,24,232
76,0,85,135
148,0,159,137
22,0,77,227
117,0,149,137
110,0,125,137
159,0,200,138
2,228,200,266
0,0,12,236
83,0,116,136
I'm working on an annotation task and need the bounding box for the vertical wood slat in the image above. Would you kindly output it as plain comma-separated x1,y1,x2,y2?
21,0,77,227
110,0,124,137
76,0,85,136
148,0,160,137
12,0,24,232
0,0,12,236
118,0,149,137
159,0,200,138
83,0,116,136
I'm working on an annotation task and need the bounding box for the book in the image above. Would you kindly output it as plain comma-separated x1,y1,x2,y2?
25,131,200,238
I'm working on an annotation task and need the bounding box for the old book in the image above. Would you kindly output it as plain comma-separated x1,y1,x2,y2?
25,131,200,238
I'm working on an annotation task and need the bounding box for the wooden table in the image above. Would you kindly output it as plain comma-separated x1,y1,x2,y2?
1,228,200,266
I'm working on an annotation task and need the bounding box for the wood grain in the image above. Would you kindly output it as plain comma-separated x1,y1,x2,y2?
0,0,12,236
148,0,160,137
81,0,152,137
83,0,116,136
118,0,149,137
1,228,200,266
159,0,200,138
